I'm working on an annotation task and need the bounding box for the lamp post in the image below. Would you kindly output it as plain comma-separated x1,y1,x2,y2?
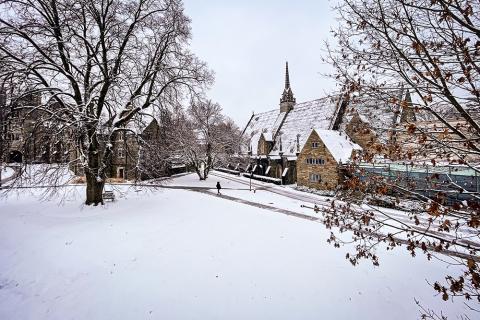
249,170,253,191
0,104,3,188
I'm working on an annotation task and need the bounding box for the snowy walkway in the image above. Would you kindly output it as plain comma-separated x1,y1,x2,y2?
204,172,480,259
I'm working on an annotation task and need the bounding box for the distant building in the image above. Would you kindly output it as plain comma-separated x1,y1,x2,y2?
0,91,69,164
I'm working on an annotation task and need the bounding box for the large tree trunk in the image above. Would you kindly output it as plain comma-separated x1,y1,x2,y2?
85,132,105,206
195,167,206,180
85,171,105,206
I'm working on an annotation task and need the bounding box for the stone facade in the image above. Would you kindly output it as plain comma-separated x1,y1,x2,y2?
344,113,380,155
1,94,72,164
2,92,178,181
109,131,140,180
297,130,341,190
257,134,271,156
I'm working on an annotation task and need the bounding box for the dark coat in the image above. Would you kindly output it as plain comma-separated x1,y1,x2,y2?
216,182,221,190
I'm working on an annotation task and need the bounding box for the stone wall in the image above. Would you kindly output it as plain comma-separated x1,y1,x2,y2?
110,133,139,180
4,108,72,164
296,130,340,190
257,134,272,155
345,113,381,156
269,160,282,179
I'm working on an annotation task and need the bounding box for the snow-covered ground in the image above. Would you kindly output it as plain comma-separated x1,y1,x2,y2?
0,165,16,182
0,173,473,319
204,172,479,250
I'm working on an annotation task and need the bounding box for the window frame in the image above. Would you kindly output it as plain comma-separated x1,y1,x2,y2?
117,147,125,158
309,173,321,182
306,158,325,165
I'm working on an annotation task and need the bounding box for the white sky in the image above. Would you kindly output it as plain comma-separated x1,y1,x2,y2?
183,0,338,127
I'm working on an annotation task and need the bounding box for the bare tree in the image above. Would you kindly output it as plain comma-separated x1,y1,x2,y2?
324,0,480,312
0,0,212,204
136,108,178,180
171,99,242,180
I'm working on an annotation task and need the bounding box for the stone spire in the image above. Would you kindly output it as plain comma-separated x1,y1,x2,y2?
280,61,296,112
285,62,291,89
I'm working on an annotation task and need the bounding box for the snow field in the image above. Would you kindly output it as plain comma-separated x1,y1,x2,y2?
0,175,473,319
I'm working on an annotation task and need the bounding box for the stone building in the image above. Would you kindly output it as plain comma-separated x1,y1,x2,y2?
342,90,416,159
297,129,361,190
0,91,71,164
241,63,412,190
243,63,338,184
70,116,184,181
1,89,184,181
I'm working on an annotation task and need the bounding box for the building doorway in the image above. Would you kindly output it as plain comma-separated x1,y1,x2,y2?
276,165,283,179
8,150,22,163
117,167,125,179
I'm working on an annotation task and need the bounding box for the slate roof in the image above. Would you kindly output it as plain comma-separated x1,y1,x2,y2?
242,109,285,156
242,85,418,161
242,95,342,157
270,97,340,157
340,89,407,143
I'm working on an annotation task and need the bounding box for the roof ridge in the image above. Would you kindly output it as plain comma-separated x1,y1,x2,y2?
253,95,340,116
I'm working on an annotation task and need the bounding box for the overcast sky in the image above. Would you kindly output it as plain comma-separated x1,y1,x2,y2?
183,0,338,127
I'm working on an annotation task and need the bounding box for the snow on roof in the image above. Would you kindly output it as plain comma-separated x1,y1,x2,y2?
269,97,339,156
313,129,362,163
242,109,285,156
341,89,406,143
261,132,274,142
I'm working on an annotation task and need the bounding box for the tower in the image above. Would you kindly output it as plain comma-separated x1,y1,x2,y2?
279,62,296,112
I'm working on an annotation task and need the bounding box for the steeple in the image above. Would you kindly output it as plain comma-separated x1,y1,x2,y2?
280,61,296,112
285,62,291,89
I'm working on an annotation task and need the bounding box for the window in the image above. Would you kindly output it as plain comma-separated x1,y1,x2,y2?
117,131,124,141
309,173,321,182
312,141,319,148
117,147,125,158
306,158,325,165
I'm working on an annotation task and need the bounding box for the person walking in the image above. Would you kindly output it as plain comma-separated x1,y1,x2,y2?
216,181,222,195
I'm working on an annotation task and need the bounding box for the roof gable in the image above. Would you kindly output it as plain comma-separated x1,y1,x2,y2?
341,89,407,143
312,129,362,163
242,109,285,156
270,97,340,156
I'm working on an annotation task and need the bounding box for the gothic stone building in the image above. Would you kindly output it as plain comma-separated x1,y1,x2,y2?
1,91,71,164
70,117,184,181
1,90,183,180
241,63,414,190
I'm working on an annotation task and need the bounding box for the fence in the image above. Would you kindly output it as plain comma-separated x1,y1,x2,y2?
355,163,479,204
